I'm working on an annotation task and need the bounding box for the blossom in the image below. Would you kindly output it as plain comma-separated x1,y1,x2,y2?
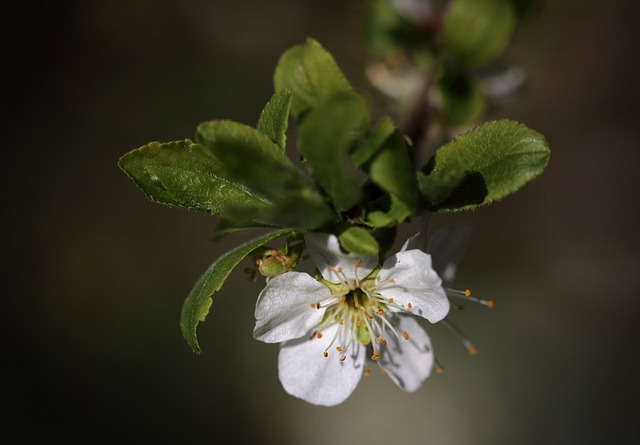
253,232,450,406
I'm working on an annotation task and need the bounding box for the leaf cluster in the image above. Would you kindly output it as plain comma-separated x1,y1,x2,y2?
118,38,549,353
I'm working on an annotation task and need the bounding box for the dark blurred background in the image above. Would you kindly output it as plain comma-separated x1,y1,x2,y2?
4,0,639,443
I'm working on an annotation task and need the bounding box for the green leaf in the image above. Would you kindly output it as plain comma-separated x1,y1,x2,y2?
180,229,293,353
436,68,486,126
417,119,550,211
196,120,335,230
274,38,352,117
443,0,515,66
118,140,270,217
339,227,380,256
257,89,292,151
368,130,418,211
298,93,368,211
352,116,396,167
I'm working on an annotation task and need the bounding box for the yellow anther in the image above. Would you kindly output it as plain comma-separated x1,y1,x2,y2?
364,370,371,377
338,319,344,325
377,309,384,315
382,340,387,346
388,279,395,283
380,368,386,375
323,351,328,358
316,303,321,309
376,336,383,343
339,355,346,362
316,332,323,339
435,364,444,373
337,266,343,273
309,303,316,309
371,354,380,361
336,346,343,352
486,300,494,308
338,296,346,303
467,345,478,355
355,260,361,268
464,289,471,297
407,302,413,309
387,298,394,303
355,320,362,326
402,331,409,340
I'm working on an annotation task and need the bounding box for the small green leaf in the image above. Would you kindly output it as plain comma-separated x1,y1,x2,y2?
257,89,292,151
368,130,418,211
339,227,380,256
197,120,335,229
118,140,270,217
436,68,486,126
274,38,352,117
180,229,293,353
352,116,396,167
298,93,368,212
418,119,550,211
443,0,515,66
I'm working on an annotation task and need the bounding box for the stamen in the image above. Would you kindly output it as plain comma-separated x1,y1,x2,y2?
323,351,328,358
316,332,323,339
402,331,409,340
339,355,347,362
446,288,494,308
387,298,394,303
364,369,371,377
441,318,478,355
336,346,343,352
377,309,384,315
309,303,316,309
316,303,321,309
434,358,444,373
371,352,380,361
376,336,383,343
338,319,344,325
407,302,413,309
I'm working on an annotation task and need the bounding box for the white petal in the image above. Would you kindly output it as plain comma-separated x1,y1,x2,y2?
375,250,450,323
278,323,365,406
377,315,434,392
254,272,331,343
304,232,377,283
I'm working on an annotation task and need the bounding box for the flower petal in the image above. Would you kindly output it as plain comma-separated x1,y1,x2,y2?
278,323,365,406
375,250,450,323
377,315,434,392
254,272,331,343
305,232,377,283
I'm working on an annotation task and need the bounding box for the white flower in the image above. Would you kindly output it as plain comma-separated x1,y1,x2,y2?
253,232,450,406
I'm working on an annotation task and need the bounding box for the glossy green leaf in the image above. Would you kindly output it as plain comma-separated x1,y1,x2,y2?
118,140,270,217
180,229,293,353
257,89,292,151
417,119,550,211
196,120,335,229
298,93,368,211
339,227,380,256
368,130,418,211
274,38,352,117
443,0,515,66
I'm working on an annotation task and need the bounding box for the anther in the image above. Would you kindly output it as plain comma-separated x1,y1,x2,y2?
387,298,394,303
316,332,323,339
309,303,316,309
402,331,409,340
388,279,395,283
467,345,478,355
338,319,344,325
355,320,362,326
336,346,343,352
323,351,328,358
355,260,361,268
376,336,383,343
371,353,380,361
377,309,384,315
337,266,343,273
316,303,321,309
364,370,371,377
407,302,413,309
339,355,346,362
